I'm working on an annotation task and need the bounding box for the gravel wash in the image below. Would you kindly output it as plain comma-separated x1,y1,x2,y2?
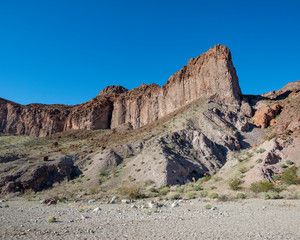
1,199,300,240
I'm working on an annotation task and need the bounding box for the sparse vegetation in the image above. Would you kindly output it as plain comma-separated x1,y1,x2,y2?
167,192,181,200
48,216,57,223
279,164,288,168
119,185,144,199
281,166,300,185
256,148,266,153
204,204,212,209
236,193,246,199
256,158,263,163
239,167,249,174
208,192,219,199
286,160,294,165
249,181,275,193
185,191,197,199
229,178,242,190
159,187,170,196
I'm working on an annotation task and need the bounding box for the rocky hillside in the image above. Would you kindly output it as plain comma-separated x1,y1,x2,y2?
0,45,299,200
0,44,242,137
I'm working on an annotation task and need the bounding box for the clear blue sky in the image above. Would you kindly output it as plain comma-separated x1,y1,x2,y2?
0,0,299,105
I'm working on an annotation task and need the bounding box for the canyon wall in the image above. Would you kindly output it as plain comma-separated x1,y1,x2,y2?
0,44,242,137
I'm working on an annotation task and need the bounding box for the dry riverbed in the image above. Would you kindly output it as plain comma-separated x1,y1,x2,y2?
1,198,300,239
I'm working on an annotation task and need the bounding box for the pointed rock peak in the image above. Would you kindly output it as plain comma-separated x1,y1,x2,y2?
97,85,128,97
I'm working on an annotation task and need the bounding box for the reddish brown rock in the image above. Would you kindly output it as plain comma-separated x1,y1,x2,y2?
0,45,242,137
253,104,282,129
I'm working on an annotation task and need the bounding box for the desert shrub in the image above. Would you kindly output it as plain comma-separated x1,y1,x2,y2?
218,194,229,202
149,187,158,193
256,159,263,163
286,160,294,165
185,191,197,199
236,193,246,199
249,181,275,192
256,148,266,153
281,167,300,185
271,175,280,181
210,186,217,190
167,192,181,200
192,184,203,191
261,192,281,200
135,169,141,172
176,187,185,193
159,187,170,196
48,216,56,223
239,167,249,174
204,204,212,209
229,178,242,190
280,164,288,168
89,187,100,194
203,175,212,181
199,191,208,197
125,152,133,158
119,185,144,199
208,192,219,199
213,176,223,182
99,170,109,177
249,165,254,169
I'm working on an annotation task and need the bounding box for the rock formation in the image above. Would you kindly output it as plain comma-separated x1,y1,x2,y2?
0,44,242,137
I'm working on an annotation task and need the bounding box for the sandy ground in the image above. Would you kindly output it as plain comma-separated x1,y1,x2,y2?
1,198,300,240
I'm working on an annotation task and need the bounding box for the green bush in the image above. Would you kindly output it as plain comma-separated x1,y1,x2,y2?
167,192,181,200
236,193,246,199
192,184,203,191
229,178,242,190
256,159,263,163
159,187,170,196
185,191,197,199
239,167,249,174
281,167,299,185
280,164,288,168
199,191,208,197
261,192,281,200
119,185,144,199
256,148,266,153
271,175,280,181
249,181,275,192
286,160,294,165
204,204,212,209
208,192,219,199
149,187,158,193
48,216,56,223
176,187,184,193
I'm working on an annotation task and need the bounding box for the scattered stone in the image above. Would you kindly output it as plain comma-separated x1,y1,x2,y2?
121,199,131,204
110,196,118,204
88,199,96,204
210,207,217,211
148,201,158,209
92,207,101,213
171,202,179,208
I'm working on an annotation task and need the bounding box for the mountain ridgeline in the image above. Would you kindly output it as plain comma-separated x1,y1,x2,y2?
0,45,244,137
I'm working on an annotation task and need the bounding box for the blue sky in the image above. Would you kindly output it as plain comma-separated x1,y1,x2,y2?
0,0,299,105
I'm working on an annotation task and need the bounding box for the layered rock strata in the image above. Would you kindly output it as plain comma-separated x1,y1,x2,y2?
0,45,242,137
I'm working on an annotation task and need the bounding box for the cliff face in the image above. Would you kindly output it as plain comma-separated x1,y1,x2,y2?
0,44,242,137
111,44,241,129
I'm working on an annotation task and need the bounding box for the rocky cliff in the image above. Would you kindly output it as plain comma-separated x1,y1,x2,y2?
0,44,242,137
